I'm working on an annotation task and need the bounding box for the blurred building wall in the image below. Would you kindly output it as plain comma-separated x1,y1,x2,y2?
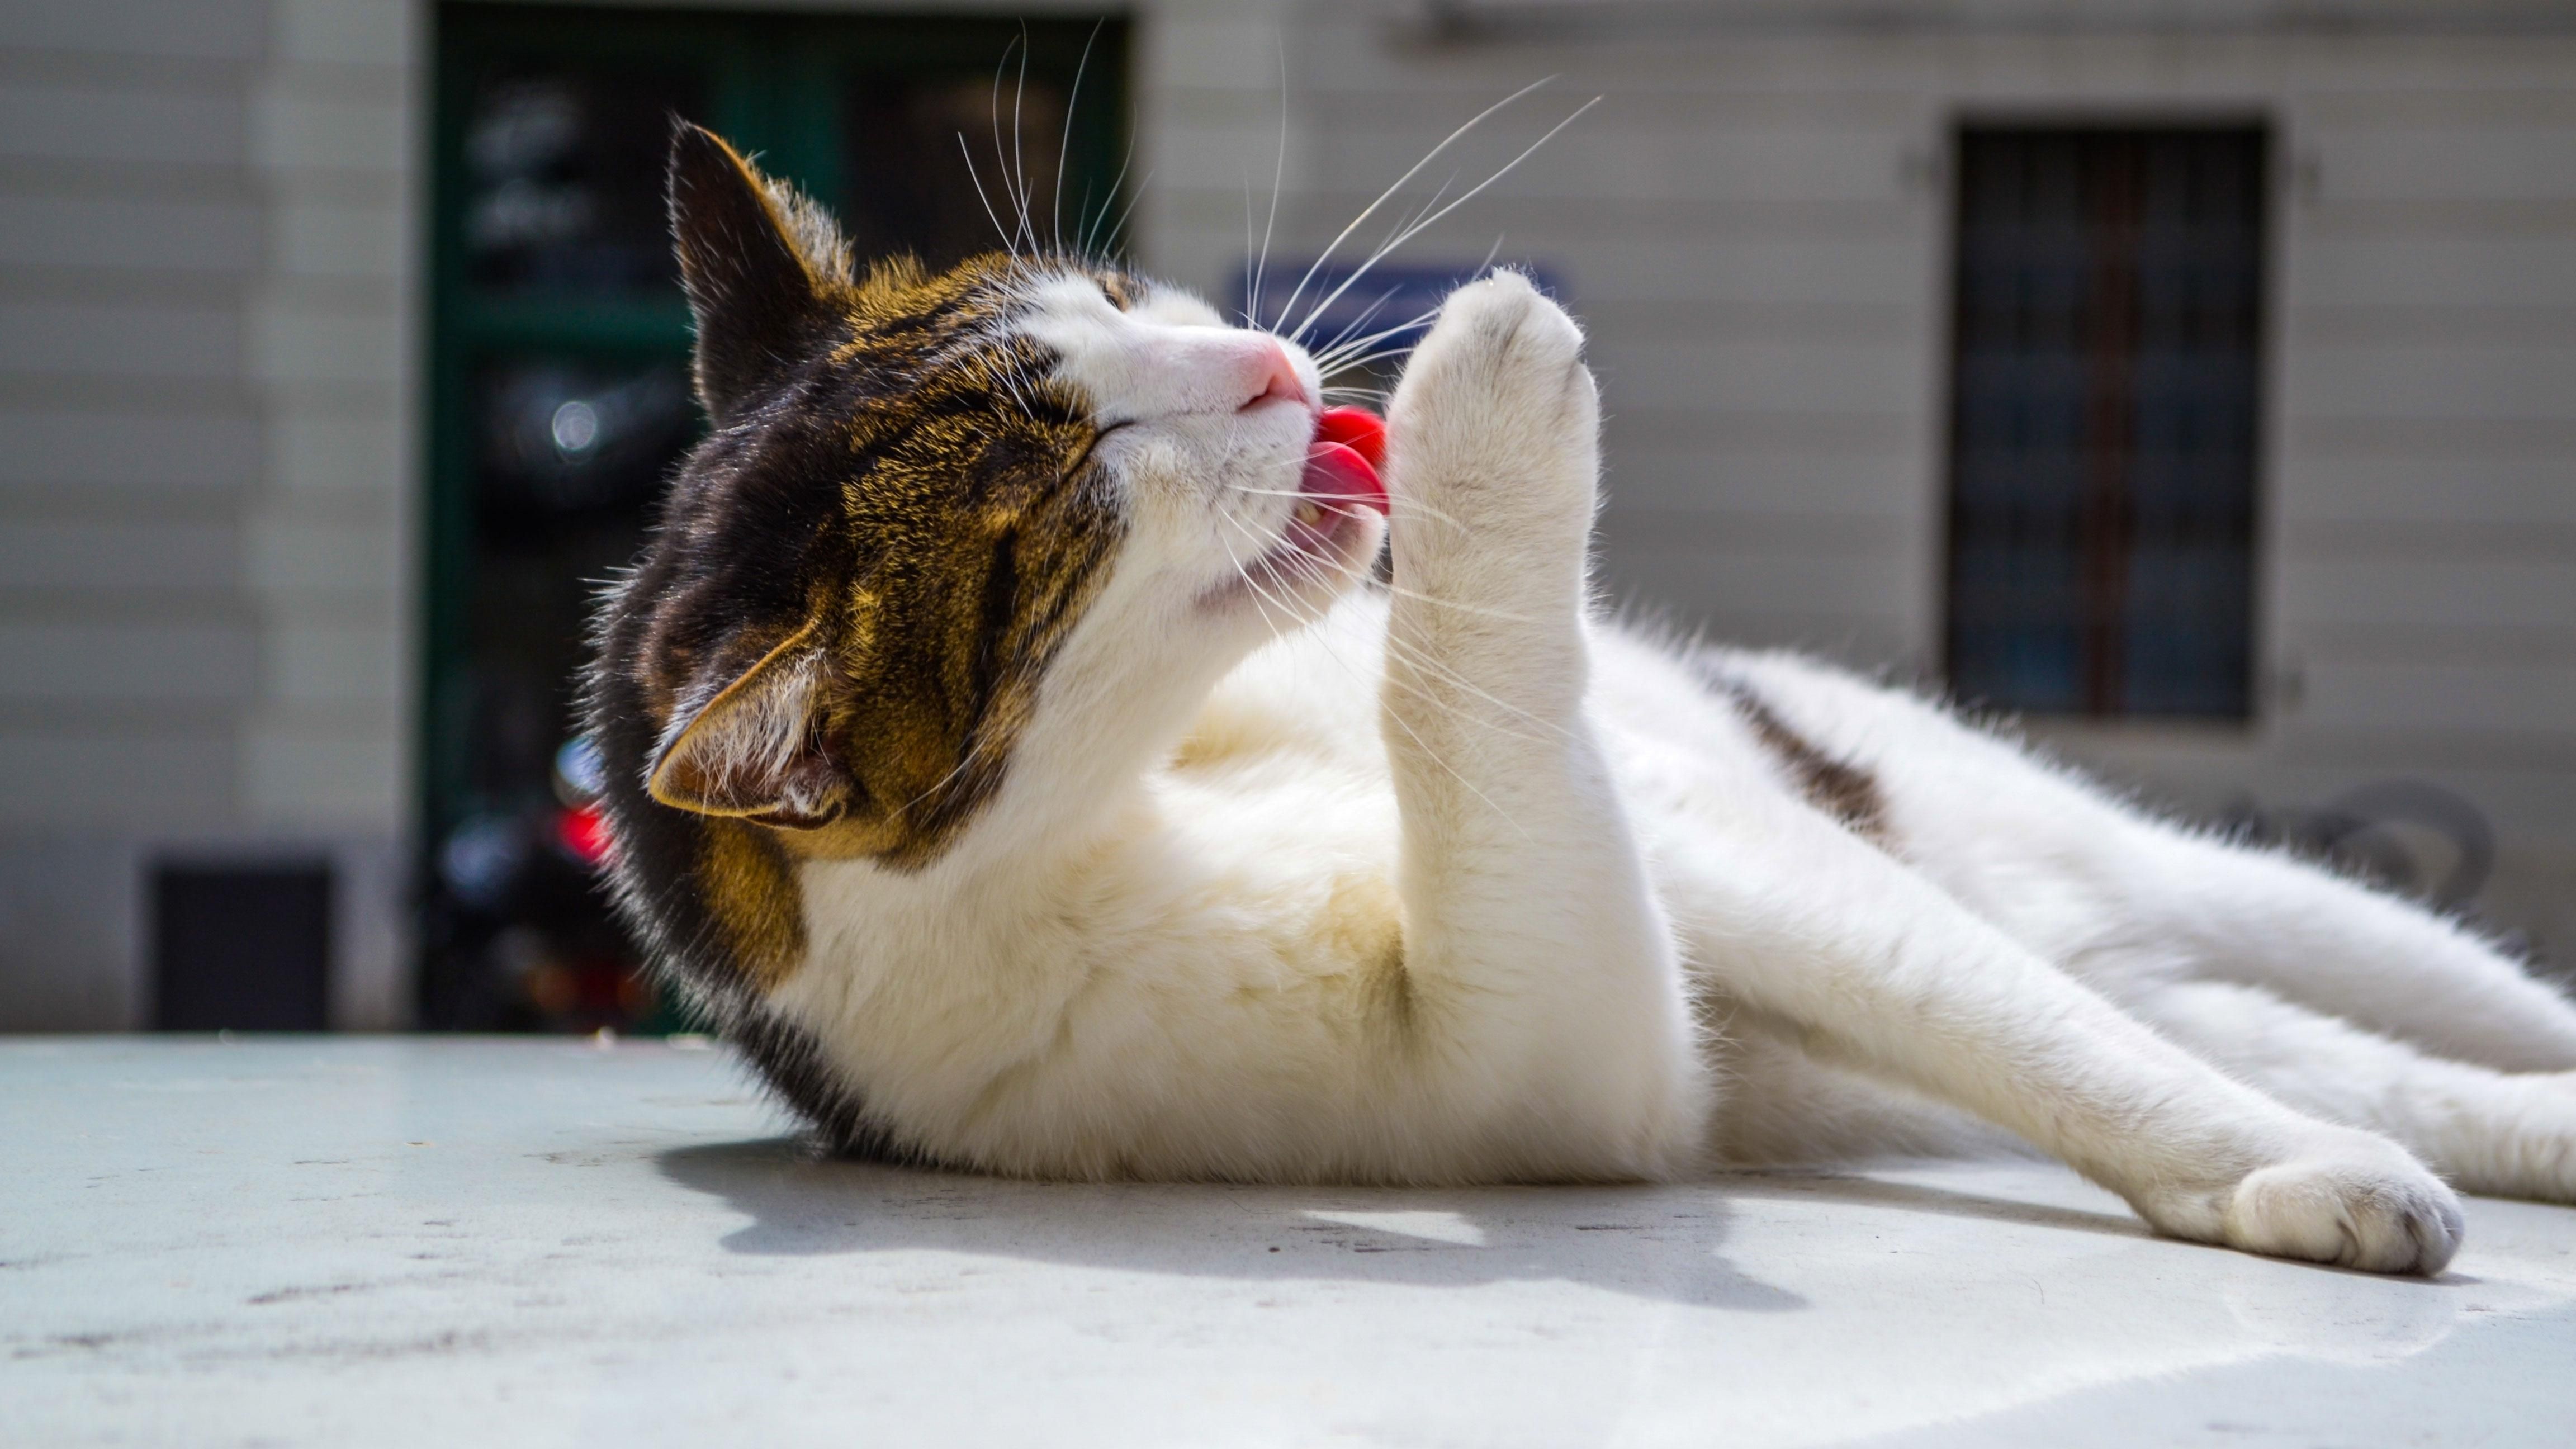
1,0,2569,1027
0,0,417,1028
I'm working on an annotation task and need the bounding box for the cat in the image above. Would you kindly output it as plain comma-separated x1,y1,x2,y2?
588,122,2576,1276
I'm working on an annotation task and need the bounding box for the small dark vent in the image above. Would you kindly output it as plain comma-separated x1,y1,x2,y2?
153,861,334,1031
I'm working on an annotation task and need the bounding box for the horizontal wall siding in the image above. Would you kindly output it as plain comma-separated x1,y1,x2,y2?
0,3,267,837
0,0,415,1026
2272,64,2576,901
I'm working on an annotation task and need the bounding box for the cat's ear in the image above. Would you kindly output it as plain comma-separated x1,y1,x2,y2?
665,120,842,425
647,624,847,830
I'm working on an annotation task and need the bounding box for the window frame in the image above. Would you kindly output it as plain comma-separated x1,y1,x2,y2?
1934,116,2276,726
419,3,1131,1025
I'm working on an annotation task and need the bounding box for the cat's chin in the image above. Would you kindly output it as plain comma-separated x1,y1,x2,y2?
1199,487,1384,618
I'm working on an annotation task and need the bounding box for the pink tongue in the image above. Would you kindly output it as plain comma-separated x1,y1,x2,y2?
1302,439,1389,515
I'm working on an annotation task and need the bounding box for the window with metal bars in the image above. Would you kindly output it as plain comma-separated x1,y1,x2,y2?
1943,125,2267,719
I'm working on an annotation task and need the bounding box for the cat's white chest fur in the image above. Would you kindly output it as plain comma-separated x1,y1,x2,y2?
774,594,1711,1183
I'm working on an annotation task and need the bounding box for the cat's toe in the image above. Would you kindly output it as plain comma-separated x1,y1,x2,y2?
1440,269,1581,367
1384,269,1598,541
2219,1139,2464,1275
1395,270,1590,428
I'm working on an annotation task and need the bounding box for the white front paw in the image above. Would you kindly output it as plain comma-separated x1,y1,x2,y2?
2215,1133,2464,1275
1385,269,1598,534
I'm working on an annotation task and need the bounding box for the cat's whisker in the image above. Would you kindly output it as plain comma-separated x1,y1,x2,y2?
1310,231,1505,379
1251,39,1289,329
1212,495,1575,668
1211,526,1507,782
1308,306,1440,375
1374,579,1538,627
1072,176,1098,261
1311,286,1407,368
1376,627,1572,744
1220,483,1470,532
957,134,1019,257
1307,288,1458,373
1213,501,1351,628
1210,508,1309,641
986,36,1025,258
1010,23,1037,255
1082,127,1139,258
1311,344,1420,378
1267,76,1556,346
1240,181,1262,326
1310,315,1429,382
1380,693,1534,838
1234,526,1566,751
990,344,1046,425
1288,588,1545,773
886,686,1006,817
1206,505,1553,751
1330,169,1458,323
1097,167,1155,262
1280,193,1445,353
1050,19,1105,256
1290,98,1598,346
1209,513,1533,835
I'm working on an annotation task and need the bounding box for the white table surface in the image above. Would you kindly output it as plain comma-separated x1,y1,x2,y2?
8,1035,2574,1447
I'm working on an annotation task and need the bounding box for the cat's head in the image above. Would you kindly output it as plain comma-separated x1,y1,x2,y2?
600,123,1388,867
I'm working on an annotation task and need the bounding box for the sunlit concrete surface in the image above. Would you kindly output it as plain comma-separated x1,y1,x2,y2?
8,1037,2575,1447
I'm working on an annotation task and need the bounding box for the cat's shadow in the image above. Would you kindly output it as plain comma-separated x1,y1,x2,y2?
655,1137,2143,1314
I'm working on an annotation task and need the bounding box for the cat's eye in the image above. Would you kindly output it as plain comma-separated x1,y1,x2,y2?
1098,276,1130,312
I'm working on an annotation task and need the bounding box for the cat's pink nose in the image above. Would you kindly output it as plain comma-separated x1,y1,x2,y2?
1240,339,1307,411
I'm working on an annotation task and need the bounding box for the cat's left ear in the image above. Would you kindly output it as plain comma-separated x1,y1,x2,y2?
647,624,847,830
666,120,842,425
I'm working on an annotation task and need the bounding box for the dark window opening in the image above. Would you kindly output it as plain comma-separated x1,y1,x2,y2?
424,5,1130,1031
1944,125,2266,719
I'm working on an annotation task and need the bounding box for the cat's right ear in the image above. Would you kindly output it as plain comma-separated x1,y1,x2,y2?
666,120,826,426
647,623,847,830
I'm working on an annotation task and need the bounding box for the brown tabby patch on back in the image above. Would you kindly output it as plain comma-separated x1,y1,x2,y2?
1722,680,1890,840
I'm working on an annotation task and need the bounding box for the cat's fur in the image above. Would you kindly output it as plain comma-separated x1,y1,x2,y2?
591,124,2576,1275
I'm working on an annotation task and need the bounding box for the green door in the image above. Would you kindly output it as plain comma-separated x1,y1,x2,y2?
423,3,1130,1030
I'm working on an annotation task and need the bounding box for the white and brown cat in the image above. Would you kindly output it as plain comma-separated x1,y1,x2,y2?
589,122,2576,1275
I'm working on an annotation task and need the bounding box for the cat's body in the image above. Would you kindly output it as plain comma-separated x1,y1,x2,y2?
593,124,2576,1277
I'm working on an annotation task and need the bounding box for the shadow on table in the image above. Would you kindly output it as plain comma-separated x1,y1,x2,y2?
1719,1171,2151,1243
659,1137,1805,1310
656,1137,2147,1313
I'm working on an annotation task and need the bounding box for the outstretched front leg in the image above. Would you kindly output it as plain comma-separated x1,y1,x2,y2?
1375,271,1706,1177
